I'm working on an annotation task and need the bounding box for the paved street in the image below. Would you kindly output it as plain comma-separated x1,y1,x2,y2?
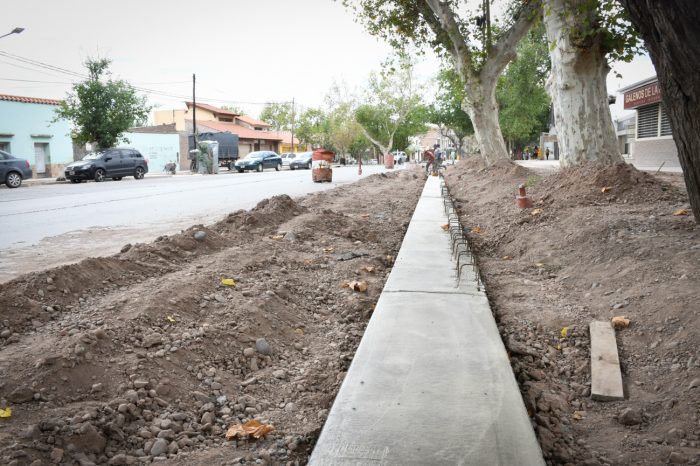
0,165,402,282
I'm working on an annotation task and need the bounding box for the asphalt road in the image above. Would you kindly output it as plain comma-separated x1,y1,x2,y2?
0,165,402,282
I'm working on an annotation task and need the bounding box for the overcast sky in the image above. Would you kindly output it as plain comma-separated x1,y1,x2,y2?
1,0,655,120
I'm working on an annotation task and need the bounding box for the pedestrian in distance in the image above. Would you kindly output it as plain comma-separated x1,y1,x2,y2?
423,149,435,175
545,147,550,160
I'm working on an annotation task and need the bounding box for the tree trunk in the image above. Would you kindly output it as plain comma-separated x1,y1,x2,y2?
463,80,509,163
620,0,700,223
542,0,622,167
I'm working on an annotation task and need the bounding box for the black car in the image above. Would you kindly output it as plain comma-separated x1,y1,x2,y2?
289,152,313,170
233,151,282,173
0,150,33,188
65,148,149,183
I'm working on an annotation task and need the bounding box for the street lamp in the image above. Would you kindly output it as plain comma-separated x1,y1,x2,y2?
0,27,25,40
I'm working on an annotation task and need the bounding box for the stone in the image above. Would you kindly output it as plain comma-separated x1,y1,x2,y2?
284,402,296,413
150,438,169,457
120,244,132,253
255,338,272,355
689,378,700,389
194,231,207,242
91,383,103,393
273,369,286,379
133,380,149,389
243,347,256,358
8,386,34,403
669,451,688,464
142,334,163,348
108,454,127,465
618,407,643,426
50,448,64,464
201,412,215,425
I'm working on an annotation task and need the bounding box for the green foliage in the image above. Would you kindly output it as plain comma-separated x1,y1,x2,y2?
565,0,643,63
54,58,151,149
393,104,430,151
295,108,332,148
220,105,245,115
429,68,474,143
496,23,551,146
258,102,294,131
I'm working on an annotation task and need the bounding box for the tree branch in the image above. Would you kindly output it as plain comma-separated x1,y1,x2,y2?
481,0,542,81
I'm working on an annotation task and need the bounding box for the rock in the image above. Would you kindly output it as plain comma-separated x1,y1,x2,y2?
618,407,643,426
284,402,296,413
255,338,272,355
201,412,215,425
191,391,211,403
243,347,256,358
8,386,34,403
284,232,297,242
108,454,127,465
689,378,700,389
120,244,132,253
50,448,64,464
669,451,688,464
91,383,103,393
273,369,286,379
133,380,149,389
142,334,163,348
150,438,169,457
213,294,226,303
194,231,207,242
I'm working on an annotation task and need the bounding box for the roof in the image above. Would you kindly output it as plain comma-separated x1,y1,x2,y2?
236,114,272,128
191,120,283,141
269,131,299,145
185,101,239,117
128,123,179,134
0,93,62,106
618,75,658,93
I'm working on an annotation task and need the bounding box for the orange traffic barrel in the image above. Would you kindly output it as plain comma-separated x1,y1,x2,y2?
385,152,395,169
312,149,334,183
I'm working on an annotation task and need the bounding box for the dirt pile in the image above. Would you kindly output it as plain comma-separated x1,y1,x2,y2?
445,159,700,466
0,169,424,466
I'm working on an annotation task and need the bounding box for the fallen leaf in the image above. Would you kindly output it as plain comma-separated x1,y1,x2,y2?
221,278,236,287
471,226,482,234
560,326,568,338
340,282,350,289
555,344,561,351
0,407,11,418
502,255,512,260
361,266,375,273
303,259,313,265
270,234,284,240
225,420,274,440
348,280,368,292
673,208,689,216
166,315,176,323
440,223,449,231
294,328,304,336
361,213,370,218
535,262,544,268
572,410,586,420
611,316,631,329
531,208,543,216
601,186,612,193
323,247,334,253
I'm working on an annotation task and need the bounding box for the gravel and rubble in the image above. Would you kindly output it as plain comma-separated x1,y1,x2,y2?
0,169,424,466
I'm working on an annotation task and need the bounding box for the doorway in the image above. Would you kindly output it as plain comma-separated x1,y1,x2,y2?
34,143,50,177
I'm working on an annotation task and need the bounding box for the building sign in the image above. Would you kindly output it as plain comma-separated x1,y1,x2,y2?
624,81,661,109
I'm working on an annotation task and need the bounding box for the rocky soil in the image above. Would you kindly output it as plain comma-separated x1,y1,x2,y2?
445,159,700,466
0,169,424,466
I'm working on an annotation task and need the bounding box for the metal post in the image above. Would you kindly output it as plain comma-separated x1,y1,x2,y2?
290,97,295,154
192,73,198,147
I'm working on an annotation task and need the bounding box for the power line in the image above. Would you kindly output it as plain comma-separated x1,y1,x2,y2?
0,49,296,107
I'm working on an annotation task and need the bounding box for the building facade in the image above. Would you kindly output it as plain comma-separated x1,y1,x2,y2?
0,94,73,178
619,77,679,168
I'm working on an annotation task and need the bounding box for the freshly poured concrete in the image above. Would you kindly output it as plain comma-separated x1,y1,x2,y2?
310,176,544,465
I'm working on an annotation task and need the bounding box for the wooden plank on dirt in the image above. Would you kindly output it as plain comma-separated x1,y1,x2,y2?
590,321,625,401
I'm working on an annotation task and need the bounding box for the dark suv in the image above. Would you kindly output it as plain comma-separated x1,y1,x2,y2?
65,149,149,183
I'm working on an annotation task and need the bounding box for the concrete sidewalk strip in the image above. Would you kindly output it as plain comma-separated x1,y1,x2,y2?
310,176,544,465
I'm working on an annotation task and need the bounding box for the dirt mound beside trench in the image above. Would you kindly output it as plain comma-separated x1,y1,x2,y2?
445,159,700,466
0,169,425,466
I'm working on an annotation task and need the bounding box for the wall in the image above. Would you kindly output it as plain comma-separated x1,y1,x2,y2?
0,100,73,178
118,132,181,173
154,107,217,131
629,138,679,168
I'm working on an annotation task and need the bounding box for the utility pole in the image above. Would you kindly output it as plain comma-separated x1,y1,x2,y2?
290,97,295,153
192,73,198,146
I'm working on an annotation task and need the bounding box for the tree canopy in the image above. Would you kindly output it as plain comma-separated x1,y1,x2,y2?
54,58,151,149
258,102,294,131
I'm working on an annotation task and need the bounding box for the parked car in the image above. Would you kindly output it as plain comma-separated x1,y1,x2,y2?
65,148,148,183
289,152,313,170
0,150,33,188
280,153,296,168
234,151,282,173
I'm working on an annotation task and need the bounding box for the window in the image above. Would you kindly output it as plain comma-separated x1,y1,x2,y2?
660,105,672,136
0,142,9,152
637,104,659,139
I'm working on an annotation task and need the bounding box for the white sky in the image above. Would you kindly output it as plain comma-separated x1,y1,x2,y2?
1,0,655,122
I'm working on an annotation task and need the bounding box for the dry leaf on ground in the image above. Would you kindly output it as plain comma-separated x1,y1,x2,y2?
220,278,236,287
361,266,375,273
611,316,631,329
471,226,482,234
601,186,612,193
323,247,334,253
270,235,284,240
502,255,512,260
560,326,568,338
348,280,368,292
673,209,689,216
0,407,11,418
225,420,274,440
531,208,543,216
